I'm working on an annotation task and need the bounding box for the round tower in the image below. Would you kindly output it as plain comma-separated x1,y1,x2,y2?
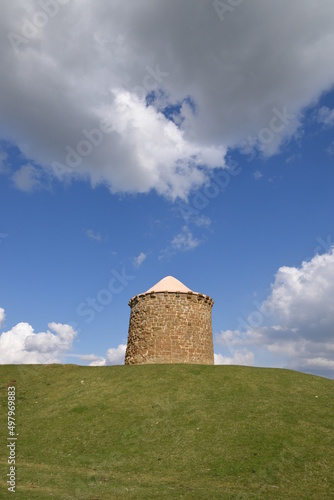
125,276,214,365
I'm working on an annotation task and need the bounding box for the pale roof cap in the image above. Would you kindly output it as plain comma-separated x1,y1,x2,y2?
144,276,196,294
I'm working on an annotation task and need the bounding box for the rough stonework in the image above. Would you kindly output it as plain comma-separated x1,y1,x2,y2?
125,276,214,365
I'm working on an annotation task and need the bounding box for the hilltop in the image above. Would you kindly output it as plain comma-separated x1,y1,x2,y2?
0,364,333,499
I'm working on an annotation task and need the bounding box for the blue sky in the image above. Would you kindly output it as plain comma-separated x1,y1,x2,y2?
0,0,334,377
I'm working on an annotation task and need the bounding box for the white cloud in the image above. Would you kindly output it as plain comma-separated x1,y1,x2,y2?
171,226,200,251
303,357,334,370
106,344,126,365
214,349,255,366
216,247,334,378
89,344,126,366
85,229,102,241
25,322,76,352
89,358,107,367
0,316,77,363
12,164,43,192
261,249,334,341
317,106,334,127
0,308,5,328
1,1,334,198
215,329,244,349
133,251,147,268
159,225,202,260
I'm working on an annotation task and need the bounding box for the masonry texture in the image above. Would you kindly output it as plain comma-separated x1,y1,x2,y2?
125,278,214,365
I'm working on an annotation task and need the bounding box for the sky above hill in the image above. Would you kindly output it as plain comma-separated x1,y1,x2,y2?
0,0,334,378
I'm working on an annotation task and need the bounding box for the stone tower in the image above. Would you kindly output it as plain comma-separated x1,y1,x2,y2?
125,276,214,365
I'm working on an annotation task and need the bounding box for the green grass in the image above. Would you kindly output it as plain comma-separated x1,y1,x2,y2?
0,364,333,499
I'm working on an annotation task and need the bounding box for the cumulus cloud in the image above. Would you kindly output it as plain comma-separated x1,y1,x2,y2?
215,248,334,378
89,358,107,367
106,344,127,365
216,329,244,349
261,250,334,341
0,314,77,363
1,1,334,198
89,344,126,366
214,349,254,366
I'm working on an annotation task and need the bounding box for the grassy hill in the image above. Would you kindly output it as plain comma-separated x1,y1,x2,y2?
0,364,333,499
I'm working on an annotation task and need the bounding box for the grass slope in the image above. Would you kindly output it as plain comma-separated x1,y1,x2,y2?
0,364,333,499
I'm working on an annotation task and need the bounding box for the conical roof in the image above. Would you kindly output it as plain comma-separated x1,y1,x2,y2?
144,276,195,294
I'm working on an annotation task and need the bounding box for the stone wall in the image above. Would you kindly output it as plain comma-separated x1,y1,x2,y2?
125,291,214,365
